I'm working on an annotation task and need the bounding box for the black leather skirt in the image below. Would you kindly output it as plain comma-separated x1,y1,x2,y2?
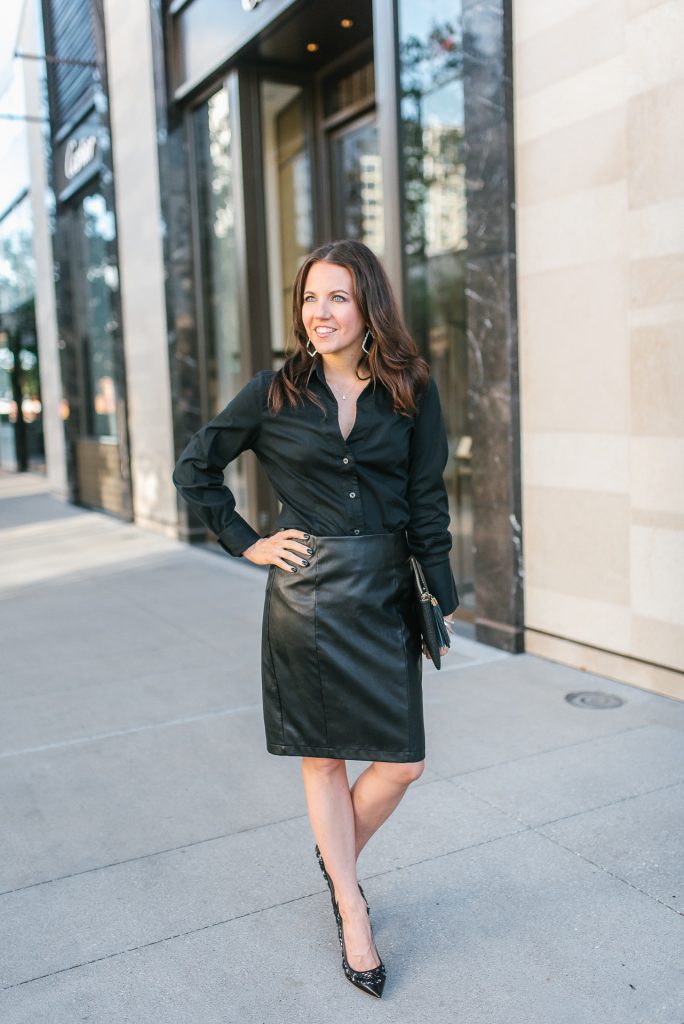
261,532,424,763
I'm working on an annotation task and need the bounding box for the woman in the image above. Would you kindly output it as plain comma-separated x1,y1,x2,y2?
172,239,459,999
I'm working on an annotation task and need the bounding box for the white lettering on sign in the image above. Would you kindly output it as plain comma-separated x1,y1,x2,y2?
241,0,262,9
64,136,97,180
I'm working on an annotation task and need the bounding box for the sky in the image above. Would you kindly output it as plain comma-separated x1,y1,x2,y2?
0,0,32,216
0,0,28,99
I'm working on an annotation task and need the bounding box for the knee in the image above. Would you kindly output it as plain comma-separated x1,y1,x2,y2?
379,759,426,786
301,756,346,778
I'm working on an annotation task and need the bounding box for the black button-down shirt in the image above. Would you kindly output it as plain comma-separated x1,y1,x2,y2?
172,362,459,613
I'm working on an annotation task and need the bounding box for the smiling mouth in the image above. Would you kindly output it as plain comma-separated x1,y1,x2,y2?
314,326,337,336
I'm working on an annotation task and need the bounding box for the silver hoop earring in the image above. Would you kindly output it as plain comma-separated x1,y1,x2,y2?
362,329,373,355
306,338,317,357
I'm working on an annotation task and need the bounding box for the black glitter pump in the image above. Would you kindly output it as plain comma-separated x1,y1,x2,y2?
336,907,387,999
313,844,386,998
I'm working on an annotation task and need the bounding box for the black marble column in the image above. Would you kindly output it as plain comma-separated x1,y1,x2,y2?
462,0,524,652
148,0,205,543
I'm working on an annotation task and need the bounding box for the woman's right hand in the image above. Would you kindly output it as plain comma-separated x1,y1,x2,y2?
242,529,312,573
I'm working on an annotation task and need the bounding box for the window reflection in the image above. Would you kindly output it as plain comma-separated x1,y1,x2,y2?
398,0,473,607
75,192,120,439
0,197,45,471
260,82,313,363
193,85,246,511
193,86,241,408
331,115,384,260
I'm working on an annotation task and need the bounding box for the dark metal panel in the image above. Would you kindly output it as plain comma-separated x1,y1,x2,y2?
372,0,404,306
171,0,298,97
42,0,97,130
184,105,211,424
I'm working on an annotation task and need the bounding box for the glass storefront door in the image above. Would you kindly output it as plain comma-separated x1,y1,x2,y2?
181,5,473,614
67,185,131,517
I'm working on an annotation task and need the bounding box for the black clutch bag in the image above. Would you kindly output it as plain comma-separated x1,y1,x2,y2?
409,555,451,669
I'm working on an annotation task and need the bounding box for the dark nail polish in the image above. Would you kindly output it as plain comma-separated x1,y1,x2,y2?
302,533,310,540
301,560,309,567
290,566,297,573
306,547,313,555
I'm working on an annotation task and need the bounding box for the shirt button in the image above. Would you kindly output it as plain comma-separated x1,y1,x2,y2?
342,457,349,464
349,492,356,498
353,529,360,535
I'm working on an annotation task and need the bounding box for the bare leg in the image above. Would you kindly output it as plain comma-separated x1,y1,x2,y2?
350,760,425,859
301,756,380,972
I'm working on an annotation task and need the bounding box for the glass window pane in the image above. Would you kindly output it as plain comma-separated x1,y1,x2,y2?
260,82,313,365
193,84,246,512
330,116,384,260
193,86,241,410
74,192,120,440
398,0,473,607
0,197,45,471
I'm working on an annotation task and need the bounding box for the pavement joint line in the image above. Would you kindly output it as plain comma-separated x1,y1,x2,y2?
0,886,334,991
446,773,684,914
93,570,268,658
528,775,684,829
0,811,312,898
4,784,680,983
423,651,509,675
0,658,533,760
529,824,684,920
359,805,684,923
444,757,684,832
3,724,674,894
0,828,534,991
0,500,499,667
445,771,684,832
0,704,264,759
423,652,511,675
5,666,652,764
438,721,655,780
0,770,439,897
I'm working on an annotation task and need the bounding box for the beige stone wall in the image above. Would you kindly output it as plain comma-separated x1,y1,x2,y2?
513,0,684,697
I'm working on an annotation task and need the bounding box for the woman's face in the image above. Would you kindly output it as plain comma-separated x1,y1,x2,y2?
302,261,366,358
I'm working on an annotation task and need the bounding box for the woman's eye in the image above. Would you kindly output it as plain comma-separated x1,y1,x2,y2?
332,294,346,301
304,295,315,302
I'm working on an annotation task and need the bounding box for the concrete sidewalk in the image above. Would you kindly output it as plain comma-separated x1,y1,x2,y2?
0,473,682,1023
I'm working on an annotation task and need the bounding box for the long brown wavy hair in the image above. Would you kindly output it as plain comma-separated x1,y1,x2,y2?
267,240,428,416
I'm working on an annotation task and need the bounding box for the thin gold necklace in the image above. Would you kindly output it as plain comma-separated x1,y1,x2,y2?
325,374,370,401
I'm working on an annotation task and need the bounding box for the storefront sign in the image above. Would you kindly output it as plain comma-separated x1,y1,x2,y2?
55,119,102,201
64,135,98,180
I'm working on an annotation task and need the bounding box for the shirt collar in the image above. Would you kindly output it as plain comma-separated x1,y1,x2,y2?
312,360,327,387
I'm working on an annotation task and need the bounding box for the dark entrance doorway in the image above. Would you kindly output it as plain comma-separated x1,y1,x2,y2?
181,0,473,624
254,6,377,362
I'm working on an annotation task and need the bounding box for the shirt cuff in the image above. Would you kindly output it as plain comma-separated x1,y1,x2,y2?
217,516,262,557
422,559,460,616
